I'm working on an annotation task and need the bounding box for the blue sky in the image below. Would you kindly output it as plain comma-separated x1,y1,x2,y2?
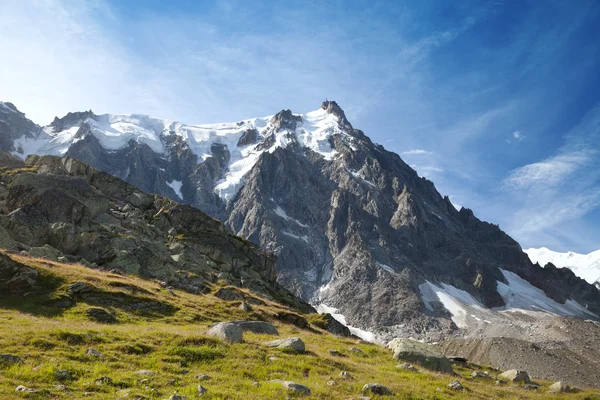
1,0,599,253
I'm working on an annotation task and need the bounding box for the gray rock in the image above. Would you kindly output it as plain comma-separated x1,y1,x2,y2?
85,348,103,358
196,374,210,381
497,369,530,383
230,320,279,335
134,370,156,376
549,381,577,393
396,363,417,372
94,376,113,386
470,371,489,379
447,380,464,391
326,380,338,386
168,393,185,400
388,338,453,373
198,385,207,396
15,385,37,393
0,354,22,364
269,380,311,395
328,349,344,357
349,347,366,356
206,322,243,343
265,337,305,353
54,369,74,381
362,383,393,396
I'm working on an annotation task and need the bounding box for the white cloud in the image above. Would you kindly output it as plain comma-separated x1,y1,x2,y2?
512,130,524,140
503,151,592,193
401,149,433,156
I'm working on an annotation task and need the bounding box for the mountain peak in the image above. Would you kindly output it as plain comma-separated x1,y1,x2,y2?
50,110,96,133
321,100,352,130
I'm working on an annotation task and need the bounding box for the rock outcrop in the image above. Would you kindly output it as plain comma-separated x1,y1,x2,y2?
0,153,312,314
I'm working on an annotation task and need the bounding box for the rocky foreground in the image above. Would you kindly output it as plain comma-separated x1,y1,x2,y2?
1,252,597,399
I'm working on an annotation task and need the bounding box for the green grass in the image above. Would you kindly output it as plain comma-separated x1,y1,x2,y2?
0,252,599,399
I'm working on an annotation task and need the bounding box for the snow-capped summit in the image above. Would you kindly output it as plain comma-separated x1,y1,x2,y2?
525,247,600,286
7,101,356,201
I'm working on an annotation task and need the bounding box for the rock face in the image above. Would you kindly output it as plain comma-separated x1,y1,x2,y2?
388,338,453,373
0,153,311,313
2,100,600,342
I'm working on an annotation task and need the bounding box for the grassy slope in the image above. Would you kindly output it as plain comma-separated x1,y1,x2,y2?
0,253,598,400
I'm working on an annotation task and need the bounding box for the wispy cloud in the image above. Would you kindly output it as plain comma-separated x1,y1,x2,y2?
502,105,600,250
503,151,592,194
401,149,433,156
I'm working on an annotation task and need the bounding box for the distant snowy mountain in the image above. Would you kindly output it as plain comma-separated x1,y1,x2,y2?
525,247,600,287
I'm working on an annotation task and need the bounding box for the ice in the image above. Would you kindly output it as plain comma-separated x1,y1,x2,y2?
167,180,183,200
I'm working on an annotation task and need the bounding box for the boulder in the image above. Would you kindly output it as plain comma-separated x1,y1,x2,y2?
387,338,453,373
0,354,22,365
206,322,243,343
349,347,366,356
362,383,393,396
497,369,530,384
54,369,74,381
230,320,279,335
549,381,577,393
85,348,103,358
15,385,37,393
135,370,156,376
197,385,207,396
396,363,417,372
471,371,489,379
265,337,305,353
448,380,465,391
269,380,311,395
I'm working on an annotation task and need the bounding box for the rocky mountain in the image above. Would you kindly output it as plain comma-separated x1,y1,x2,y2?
0,153,310,313
2,100,599,342
525,247,600,289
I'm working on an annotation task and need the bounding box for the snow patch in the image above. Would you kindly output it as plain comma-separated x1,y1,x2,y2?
377,262,396,274
495,269,597,318
167,180,183,200
274,205,309,228
419,281,484,328
316,304,377,343
281,231,309,243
